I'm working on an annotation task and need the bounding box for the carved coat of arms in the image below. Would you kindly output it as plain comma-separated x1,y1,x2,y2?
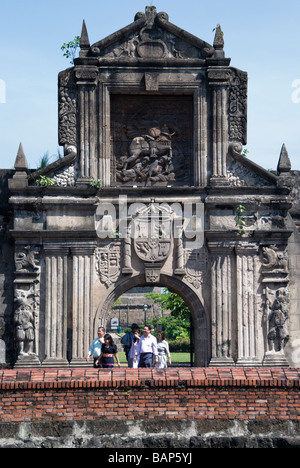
95,244,120,288
133,204,172,264
185,248,209,289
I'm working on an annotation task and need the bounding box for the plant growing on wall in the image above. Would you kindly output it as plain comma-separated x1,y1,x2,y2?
235,204,247,235
89,178,102,189
61,36,81,64
36,175,55,187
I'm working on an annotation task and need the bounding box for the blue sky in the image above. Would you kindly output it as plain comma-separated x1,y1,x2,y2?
0,0,299,171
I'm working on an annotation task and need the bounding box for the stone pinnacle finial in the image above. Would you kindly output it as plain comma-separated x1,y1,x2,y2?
14,143,28,171
213,24,224,50
277,144,292,174
80,20,90,50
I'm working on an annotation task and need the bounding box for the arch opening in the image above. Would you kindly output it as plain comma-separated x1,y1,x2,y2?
95,274,210,367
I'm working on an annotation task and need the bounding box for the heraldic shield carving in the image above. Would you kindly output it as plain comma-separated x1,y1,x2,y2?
133,204,173,282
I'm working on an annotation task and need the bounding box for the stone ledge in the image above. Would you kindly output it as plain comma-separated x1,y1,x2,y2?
0,367,299,391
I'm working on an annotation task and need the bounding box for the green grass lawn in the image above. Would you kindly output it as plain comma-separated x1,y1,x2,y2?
118,351,191,364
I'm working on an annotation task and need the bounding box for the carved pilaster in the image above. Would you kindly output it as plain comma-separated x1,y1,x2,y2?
75,67,98,183
235,243,261,366
208,69,230,187
43,245,70,367
14,244,41,368
208,242,235,366
70,243,96,367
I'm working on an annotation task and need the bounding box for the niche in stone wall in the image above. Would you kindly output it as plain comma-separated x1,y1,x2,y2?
110,94,193,187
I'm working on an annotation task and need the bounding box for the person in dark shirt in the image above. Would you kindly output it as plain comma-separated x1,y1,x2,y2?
97,334,121,368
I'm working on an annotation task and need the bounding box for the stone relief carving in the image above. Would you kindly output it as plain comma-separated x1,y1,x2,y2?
95,244,121,288
58,69,77,147
98,25,205,61
132,203,173,283
133,204,172,263
14,288,36,356
184,248,209,289
228,68,248,145
227,158,272,187
264,288,289,354
116,126,176,185
14,246,41,362
15,246,40,273
262,245,288,273
52,164,76,187
111,95,193,187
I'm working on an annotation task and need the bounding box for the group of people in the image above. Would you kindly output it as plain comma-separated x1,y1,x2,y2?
86,324,171,369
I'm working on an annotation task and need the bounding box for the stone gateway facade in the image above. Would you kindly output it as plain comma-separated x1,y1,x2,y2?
1,6,300,369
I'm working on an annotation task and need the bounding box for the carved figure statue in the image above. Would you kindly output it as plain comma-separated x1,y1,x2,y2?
267,289,289,353
14,289,36,356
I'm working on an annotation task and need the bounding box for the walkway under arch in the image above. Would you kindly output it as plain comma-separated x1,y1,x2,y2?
95,274,210,367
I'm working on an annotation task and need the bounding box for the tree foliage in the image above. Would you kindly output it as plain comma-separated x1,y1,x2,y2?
146,288,191,321
61,36,81,64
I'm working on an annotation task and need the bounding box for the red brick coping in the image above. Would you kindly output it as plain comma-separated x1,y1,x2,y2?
0,367,299,390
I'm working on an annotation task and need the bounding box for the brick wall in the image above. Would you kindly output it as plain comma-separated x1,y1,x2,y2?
0,368,299,447
0,367,299,423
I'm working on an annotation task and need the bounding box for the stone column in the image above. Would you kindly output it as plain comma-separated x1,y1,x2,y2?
235,243,261,366
75,67,98,184
208,242,235,366
207,69,230,187
43,245,69,367
70,244,96,367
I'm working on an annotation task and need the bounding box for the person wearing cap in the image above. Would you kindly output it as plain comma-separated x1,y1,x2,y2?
121,323,139,368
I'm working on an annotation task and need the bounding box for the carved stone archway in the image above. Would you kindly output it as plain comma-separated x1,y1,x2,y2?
96,274,210,367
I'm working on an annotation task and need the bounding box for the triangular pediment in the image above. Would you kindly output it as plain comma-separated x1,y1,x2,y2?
87,6,215,62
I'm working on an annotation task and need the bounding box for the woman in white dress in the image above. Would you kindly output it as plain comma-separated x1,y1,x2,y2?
156,332,172,368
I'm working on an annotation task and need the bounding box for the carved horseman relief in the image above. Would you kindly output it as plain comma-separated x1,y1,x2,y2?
111,95,193,187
